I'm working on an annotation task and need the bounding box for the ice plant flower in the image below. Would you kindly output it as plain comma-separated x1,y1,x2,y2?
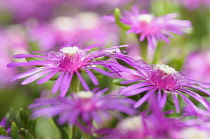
121,7,191,48
29,89,137,133
105,116,149,139
120,61,210,113
7,44,134,96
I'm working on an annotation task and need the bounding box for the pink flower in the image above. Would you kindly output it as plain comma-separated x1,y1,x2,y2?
120,61,210,113
121,7,191,48
29,89,136,133
7,44,134,96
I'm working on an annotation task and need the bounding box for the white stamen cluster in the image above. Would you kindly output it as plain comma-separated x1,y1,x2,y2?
119,116,143,131
137,14,154,23
180,128,210,139
154,64,178,75
53,16,75,31
77,91,93,99
60,46,81,56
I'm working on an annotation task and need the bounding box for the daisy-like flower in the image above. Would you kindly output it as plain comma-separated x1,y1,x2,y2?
7,44,134,96
29,89,137,133
106,116,149,139
121,7,191,48
120,61,210,113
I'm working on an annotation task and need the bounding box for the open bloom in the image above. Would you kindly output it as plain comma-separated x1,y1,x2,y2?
121,7,191,48
120,61,210,113
101,102,183,139
7,44,134,96
103,116,149,139
29,89,136,133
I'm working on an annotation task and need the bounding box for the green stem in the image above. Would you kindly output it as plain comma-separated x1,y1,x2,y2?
152,44,162,64
70,74,80,93
82,132,91,139
139,40,148,63
69,74,80,139
114,8,130,30
69,125,76,139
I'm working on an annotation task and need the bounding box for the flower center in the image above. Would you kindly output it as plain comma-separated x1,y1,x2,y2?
119,116,143,131
180,128,210,139
77,91,93,99
60,46,81,56
153,64,178,75
149,64,186,90
137,14,154,24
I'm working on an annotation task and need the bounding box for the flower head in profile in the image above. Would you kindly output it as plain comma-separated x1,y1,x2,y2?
120,61,210,113
29,89,136,133
7,44,133,96
121,7,191,48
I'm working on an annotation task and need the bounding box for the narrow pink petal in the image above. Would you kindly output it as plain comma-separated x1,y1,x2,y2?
76,71,90,91
189,85,210,96
52,72,65,94
158,89,162,102
179,89,210,110
122,86,155,96
147,36,155,48
172,92,180,113
60,72,74,97
90,67,114,77
13,54,48,59
7,60,51,67
134,89,156,108
10,67,49,81
84,68,98,85
159,92,167,108
121,79,143,84
37,71,59,84
21,70,53,85
121,82,152,93
175,91,197,108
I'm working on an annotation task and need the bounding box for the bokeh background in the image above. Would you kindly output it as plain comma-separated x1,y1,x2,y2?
0,0,210,124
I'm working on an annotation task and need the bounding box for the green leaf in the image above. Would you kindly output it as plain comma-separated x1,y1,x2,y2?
10,121,20,139
167,93,174,105
114,8,130,30
35,117,61,139
19,109,29,126
0,126,8,136
25,57,43,62
19,108,36,135
112,78,126,86
113,78,140,86
95,56,110,61
49,73,60,80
